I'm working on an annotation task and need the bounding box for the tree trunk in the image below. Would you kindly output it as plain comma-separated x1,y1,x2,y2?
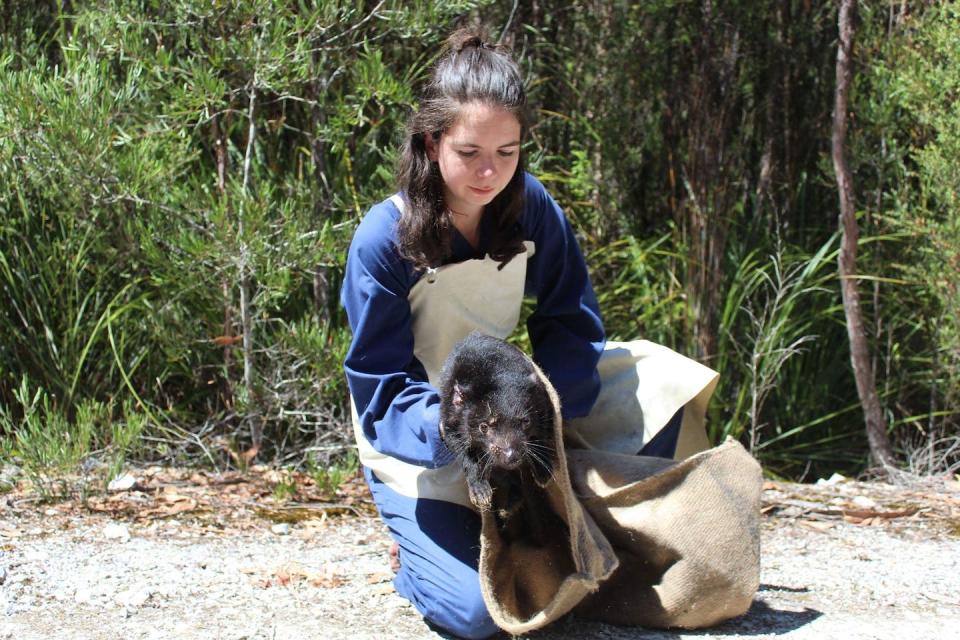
212,113,235,411
831,0,896,469
240,81,260,448
680,1,740,365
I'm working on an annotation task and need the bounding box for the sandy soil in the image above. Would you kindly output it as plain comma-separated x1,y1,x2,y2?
1,468,957,639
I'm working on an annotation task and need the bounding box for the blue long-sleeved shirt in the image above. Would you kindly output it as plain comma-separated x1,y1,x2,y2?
341,172,605,469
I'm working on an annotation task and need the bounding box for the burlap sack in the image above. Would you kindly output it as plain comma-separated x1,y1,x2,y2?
476,367,619,635
569,439,762,628
477,363,762,634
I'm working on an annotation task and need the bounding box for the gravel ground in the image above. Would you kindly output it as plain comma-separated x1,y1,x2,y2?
1,475,958,640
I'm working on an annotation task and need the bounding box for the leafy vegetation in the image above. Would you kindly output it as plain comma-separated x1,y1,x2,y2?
0,1,956,485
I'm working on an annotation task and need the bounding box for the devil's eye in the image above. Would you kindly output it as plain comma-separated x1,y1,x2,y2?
478,422,489,435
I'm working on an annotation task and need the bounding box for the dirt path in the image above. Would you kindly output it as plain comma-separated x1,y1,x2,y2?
1,470,957,639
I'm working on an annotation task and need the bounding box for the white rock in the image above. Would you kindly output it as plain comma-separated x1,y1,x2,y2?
0,464,21,480
104,523,131,542
817,472,848,485
108,473,138,492
74,587,93,604
24,550,49,563
271,523,290,536
852,495,878,508
115,587,152,607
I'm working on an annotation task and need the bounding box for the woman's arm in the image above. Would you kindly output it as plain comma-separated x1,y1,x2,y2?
340,201,454,468
522,173,606,420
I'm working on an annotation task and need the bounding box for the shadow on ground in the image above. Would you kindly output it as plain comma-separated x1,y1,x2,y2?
512,594,822,639
697,597,822,636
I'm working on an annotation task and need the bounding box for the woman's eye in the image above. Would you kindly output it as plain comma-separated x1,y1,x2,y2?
497,150,516,158
457,150,477,158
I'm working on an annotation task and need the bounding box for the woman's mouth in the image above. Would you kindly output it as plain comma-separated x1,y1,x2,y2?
469,186,495,195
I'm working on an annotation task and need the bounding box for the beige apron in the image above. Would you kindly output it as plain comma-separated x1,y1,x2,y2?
351,194,718,507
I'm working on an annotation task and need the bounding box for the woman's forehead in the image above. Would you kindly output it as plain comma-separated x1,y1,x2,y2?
446,101,521,144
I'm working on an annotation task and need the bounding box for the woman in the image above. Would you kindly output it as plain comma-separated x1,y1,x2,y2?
340,29,716,639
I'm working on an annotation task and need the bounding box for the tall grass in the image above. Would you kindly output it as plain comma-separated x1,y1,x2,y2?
588,234,688,348
0,199,145,414
707,231,882,479
714,236,838,445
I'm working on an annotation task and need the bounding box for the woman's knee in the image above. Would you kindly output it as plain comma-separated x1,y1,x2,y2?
445,586,499,639
397,567,498,639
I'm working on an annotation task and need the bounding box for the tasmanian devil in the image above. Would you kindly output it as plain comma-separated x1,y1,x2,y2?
438,332,557,513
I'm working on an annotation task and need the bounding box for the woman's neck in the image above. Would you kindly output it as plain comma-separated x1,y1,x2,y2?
448,207,482,250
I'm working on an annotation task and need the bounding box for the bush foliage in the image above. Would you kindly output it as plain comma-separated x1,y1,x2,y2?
0,1,956,479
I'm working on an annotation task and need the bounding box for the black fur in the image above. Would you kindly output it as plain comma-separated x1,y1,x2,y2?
438,332,557,512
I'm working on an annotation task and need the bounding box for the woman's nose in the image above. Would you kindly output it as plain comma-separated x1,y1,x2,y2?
476,158,496,178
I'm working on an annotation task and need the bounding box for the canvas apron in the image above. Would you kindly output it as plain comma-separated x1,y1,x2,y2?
351,194,719,508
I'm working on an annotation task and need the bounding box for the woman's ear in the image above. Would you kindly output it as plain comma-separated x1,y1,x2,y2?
424,131,440,162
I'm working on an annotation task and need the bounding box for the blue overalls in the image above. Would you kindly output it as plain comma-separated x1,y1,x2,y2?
343,189,717,638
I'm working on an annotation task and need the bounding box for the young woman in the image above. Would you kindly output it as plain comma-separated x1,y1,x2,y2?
340,30,717,639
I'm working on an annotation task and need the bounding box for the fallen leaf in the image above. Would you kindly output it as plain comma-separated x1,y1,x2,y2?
189,473,209,486
798,519,834,532
236,446,259,466
307,566,345,589
161,491,189,503
841,507,919,521
142,498,198,518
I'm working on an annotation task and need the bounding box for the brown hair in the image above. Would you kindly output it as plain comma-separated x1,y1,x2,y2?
396,29,528,271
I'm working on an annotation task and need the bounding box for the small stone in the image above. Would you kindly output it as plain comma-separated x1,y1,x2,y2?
74,587,93,604
104,523,131,542
44,508,58,516
0,464,21,481
817,472,847,485
25,550,49,563
852,495,878,509
115,587,152,607
271,523,290,536
108,473,138,492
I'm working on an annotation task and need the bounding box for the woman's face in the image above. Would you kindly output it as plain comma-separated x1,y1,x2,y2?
425,101,522,218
